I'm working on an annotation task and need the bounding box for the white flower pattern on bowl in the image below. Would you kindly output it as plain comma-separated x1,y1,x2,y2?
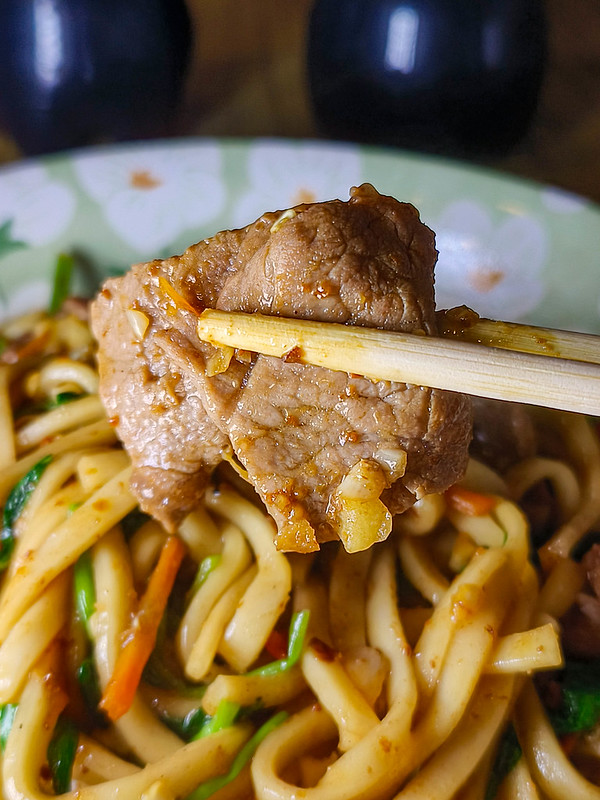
0,280,52,324
72,144,226,254
0,162,75,247
433,200,548,321
232,140,362,228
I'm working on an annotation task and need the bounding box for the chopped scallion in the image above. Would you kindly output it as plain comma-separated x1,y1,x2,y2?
47,715,78,794
74,550,95,636
247,610,310,678
188,711,287,800
49,253,74,315
1,455,52,571
0,704,17,752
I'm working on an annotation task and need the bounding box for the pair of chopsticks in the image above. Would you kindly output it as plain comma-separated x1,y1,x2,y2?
196,309,600,415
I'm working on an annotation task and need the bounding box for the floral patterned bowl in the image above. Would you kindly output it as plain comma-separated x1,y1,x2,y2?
0,138,599,333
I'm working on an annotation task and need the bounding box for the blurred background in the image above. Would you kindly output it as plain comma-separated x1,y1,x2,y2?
0,0,599,203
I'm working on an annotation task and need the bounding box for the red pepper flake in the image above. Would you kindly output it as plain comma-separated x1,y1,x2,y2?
309,638,337,662
265,628,288,660
107,415,120,427
282,346,304,364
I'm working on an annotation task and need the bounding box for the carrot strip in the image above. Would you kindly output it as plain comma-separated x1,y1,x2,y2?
445,485,497,517
99,535,186,721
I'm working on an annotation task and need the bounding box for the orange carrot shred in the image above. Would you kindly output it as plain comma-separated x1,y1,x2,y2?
98,535,186,721
445,485,497,517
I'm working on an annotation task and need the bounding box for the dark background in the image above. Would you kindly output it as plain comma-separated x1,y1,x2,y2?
1,0,599,203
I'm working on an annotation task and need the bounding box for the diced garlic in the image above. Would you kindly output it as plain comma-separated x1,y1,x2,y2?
270,208,297,233
205,345,234,377
337,460,387,501
126,308,150,340
374,447,407,481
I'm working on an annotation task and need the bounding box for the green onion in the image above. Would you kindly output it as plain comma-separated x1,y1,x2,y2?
0,704,17,752
76,658,108,729
189,711,287,800
547,658,600,735
74,550,95,636
161,707,208,740
190,554,221,597
48,253,74,315
196,700,241,739
47,715,78,794
485,723,522,800
247,610,310,678
15,392,83,419
1,455,52,571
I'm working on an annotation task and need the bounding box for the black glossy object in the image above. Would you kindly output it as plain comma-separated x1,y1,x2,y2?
0,0,191,155
308,0,546,158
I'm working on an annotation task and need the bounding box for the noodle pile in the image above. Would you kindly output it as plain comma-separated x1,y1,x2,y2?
1,304,600,800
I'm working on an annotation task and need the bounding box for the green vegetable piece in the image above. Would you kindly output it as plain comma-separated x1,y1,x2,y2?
0,335,7,357
54,391,81,407
1,455,52,571
248,609,310,678
49,253,74,316
546,658,600,735
47,715,78,794
196,700,241,739
189,711,288,800
76,658,108,729
4,455,53,529
162,707,208,740
485,724,522,800
74,551,95,635
0,704,18,752
190,554,221,596
0,529,15,573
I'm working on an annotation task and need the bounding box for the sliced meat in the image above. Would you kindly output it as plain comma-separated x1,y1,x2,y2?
91,184,472,551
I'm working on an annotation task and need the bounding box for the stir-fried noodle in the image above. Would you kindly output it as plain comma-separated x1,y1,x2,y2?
1,306,600,800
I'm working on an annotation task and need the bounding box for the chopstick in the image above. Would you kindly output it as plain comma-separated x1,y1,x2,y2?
196,310,600,415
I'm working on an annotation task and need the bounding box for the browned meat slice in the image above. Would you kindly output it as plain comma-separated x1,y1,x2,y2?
92,184,472,551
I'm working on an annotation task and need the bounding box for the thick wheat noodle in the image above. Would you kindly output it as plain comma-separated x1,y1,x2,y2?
328,547,371,651
92,525,185,763
0,466,136,645
205,487,292,672
0,574,69,704
177,521,252,662
2,670,251,800
15,395,105,453
187,565,257,680
506,456,581,520
541,414,600,563
397,535,450,605
516,682,600,800
366,545,417,712
0,418,117,502
0,307,597,799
